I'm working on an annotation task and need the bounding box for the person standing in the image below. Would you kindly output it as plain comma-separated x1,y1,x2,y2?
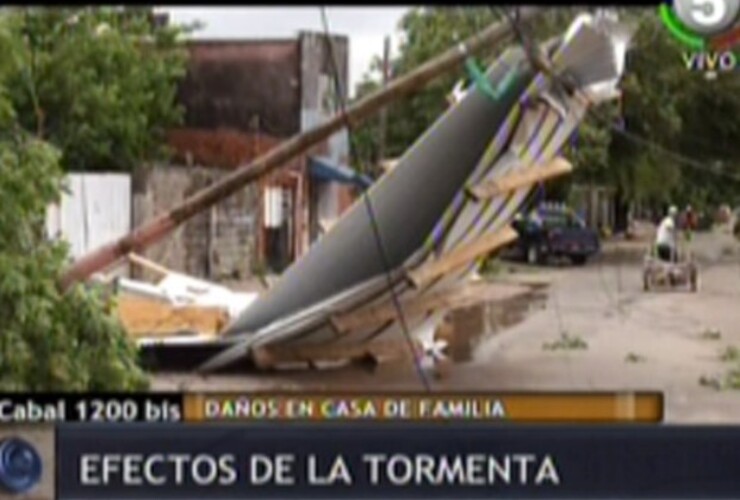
683,204,697,241
655,206,678,262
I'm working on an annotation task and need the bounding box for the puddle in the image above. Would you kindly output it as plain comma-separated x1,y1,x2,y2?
442,285,549,363
142,284,550,376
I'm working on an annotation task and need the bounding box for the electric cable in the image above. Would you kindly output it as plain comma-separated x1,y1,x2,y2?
502,8,740,322
318,6,432,391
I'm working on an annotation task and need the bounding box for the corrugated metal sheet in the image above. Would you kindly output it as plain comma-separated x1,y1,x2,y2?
46,173,132,260
199,13,631,372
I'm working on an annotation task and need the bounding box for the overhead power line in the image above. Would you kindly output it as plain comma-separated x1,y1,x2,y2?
318,6,432,391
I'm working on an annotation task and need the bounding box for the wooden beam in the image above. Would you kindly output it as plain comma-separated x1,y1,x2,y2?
126,253,170,279
466,157,573,201
406,226,518,289
60,8,544,290
116,297,229,338
332,281,529,334
251,339,412,370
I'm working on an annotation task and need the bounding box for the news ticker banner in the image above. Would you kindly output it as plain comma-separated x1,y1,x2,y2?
3,423,740,498
0,392,663,424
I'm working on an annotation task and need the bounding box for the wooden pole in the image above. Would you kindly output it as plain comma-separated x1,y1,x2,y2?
60,8,544,290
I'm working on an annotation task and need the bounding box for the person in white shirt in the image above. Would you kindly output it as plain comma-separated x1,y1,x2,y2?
655,205,678,262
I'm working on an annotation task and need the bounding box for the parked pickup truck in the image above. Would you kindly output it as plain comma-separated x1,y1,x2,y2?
506,203,600,266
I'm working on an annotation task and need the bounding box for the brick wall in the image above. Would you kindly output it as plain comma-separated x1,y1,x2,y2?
166,128,284,169
132,164,260,281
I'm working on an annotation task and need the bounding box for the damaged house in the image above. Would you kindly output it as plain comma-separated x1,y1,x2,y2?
136,31,369,279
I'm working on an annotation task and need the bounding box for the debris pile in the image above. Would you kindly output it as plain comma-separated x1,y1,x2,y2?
108,254,257,343
200,14,631,372
66,12,631,374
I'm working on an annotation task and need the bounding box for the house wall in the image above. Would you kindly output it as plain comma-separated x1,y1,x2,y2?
160,33,353,273
299,32,353,250
178,40,301,138
299,31,350,163
132,165,260,281
166,128,284,169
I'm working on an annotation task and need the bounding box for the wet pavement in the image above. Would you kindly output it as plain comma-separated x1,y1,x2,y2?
152,227,740,423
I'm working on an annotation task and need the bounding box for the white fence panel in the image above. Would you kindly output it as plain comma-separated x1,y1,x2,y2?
46,173,131,260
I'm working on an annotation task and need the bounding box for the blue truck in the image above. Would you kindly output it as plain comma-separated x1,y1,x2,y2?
507,203,601,266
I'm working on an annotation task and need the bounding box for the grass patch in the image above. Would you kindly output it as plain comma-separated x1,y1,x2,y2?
699,328,722,341
699,375,722,390
478,257,508,278
719,346,740,363
699,368,740,391
725,368,740,390
543,332,588,351
625,352,646,363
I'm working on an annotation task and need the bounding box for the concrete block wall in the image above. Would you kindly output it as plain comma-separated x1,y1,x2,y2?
132,164,259,282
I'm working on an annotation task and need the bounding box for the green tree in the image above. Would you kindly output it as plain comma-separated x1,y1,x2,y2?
0,134,148,390
354,7,740,218
6,7,189,172
674,68,740,206
600,9,740,211
0,8,191,390
353,7,502,168
605,11,685,204
352,7,585,167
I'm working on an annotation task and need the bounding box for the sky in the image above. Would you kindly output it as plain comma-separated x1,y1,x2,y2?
161,7,411,96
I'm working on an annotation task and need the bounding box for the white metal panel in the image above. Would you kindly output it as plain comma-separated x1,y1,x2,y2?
85,174,131,254
45,173,131,260
263,186,285,228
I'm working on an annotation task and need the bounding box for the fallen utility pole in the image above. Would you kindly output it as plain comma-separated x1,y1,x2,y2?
60,7,544,290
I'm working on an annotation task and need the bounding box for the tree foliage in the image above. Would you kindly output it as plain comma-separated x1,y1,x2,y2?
5,7,189,172
352,7,740,210
0,7,190,390
352,7,578,169
0,134,147,390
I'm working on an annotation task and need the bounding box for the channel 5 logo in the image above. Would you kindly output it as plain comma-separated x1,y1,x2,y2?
660,0,740,77
0,437,43,495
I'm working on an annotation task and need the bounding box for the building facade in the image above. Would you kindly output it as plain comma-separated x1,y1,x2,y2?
153,32,363,278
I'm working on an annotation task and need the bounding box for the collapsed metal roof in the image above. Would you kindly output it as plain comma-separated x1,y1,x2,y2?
199,13,632,372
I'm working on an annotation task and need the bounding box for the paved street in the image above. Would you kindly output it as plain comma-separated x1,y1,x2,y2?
154,225,740,423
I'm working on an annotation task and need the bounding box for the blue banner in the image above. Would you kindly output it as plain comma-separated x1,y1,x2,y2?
47,423,740,498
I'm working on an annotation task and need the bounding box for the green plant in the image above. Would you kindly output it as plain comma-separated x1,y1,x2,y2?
625,352,646,363
0,134,148,390
699,368,740,391
724,368,740,390
5,8,190,172
543,331,588,351
719,346,740,363
478,256,503,277
699,328,722,341
698,375,722,391
0,10,181,390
